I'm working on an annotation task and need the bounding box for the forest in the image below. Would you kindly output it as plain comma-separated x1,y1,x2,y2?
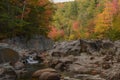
0,0,120,40
0,0,53,40
48,0,120,41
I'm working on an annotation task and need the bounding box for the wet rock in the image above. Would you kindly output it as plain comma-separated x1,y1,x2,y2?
13,61,25,70
39,71,60,80
32,68,60,80
32,68,57,77
0,67,17,80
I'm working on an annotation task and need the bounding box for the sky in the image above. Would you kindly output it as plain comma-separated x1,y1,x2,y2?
52,0,74,3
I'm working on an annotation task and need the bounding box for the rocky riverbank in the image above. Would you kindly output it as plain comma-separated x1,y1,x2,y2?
46,39,120,80
0,39,120,80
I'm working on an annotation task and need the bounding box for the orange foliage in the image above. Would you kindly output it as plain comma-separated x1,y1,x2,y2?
95,0,119,34
48,26,64,40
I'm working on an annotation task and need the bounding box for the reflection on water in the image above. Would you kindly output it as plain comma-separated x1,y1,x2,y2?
18,63,47,80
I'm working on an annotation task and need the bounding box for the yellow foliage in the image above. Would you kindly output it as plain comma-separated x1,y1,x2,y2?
95,1,113,34
69,34,75,40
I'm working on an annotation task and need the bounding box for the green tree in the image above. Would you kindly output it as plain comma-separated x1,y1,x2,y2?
0,0,54,40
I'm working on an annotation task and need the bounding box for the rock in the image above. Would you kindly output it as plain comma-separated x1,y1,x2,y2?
55,63,65,71
63,76,80,80
32,68,60,80
74,74,105,80
15,68,28,79
69,64,92,74
0,68,5,75
48,55,74,71
32,68,57,77
13,61,25,70
69,63,100,75
0,36,54,52
100,40,116,55
39,71,60,80
49,40,81,57
114,40,120,48
114,41,120,60
59,55,74,64
0,67,17,80
80,39,100,55
49,39,119,57
101,64,120,80
1,39,120,80
0,48,19,64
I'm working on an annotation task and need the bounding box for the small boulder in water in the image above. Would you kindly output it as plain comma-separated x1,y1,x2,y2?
32,68,61,80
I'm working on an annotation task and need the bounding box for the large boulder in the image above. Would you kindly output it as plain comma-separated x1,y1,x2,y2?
0,48,19,64
32,68,57,77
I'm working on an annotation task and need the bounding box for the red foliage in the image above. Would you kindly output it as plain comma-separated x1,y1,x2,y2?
48,26,64,40
72,21,79,31
112,0,119,14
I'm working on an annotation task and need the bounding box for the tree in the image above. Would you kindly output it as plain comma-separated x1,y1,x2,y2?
0,0,54,40
94,0,120,39
48,26,64,41
52,1,79,39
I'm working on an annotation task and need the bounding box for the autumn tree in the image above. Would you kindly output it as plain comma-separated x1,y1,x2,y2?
48,26,64,41
49,0,120,40
94,0,120,40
